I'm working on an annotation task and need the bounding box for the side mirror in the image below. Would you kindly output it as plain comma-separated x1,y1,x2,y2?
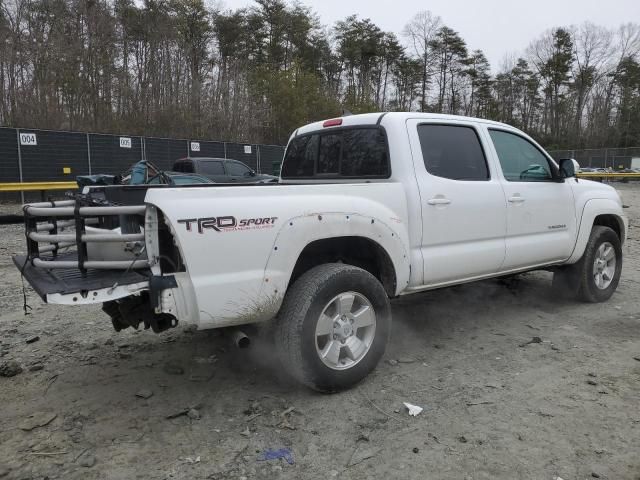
559,158,579,178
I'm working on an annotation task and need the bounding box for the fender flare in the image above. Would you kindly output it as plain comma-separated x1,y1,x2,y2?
566,198,627,264
259,212,411,301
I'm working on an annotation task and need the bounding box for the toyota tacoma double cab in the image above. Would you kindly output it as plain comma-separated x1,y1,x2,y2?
14,113,628,392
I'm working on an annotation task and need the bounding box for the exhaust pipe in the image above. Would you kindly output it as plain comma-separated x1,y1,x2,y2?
230,329,251,349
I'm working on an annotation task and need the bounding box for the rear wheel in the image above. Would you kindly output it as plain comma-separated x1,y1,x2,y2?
275,263,391,392
553,226,622,303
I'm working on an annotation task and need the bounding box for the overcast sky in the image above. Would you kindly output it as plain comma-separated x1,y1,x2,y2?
219,0,640,69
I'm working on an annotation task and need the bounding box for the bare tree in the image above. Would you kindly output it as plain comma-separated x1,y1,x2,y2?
570,22,612,143
0,1,638,148
402,11,441,111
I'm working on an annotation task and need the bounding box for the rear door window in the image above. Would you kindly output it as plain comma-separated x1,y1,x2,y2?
198,160,224,175
226,161,252,176
173,161,193,173
417,125,489,181
281,127,389,179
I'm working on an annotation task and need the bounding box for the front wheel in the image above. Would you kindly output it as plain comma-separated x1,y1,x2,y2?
275,264,391,392
553,226,622,303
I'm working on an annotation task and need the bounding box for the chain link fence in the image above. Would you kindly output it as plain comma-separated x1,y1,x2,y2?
548,147,640,170
0,126,285,184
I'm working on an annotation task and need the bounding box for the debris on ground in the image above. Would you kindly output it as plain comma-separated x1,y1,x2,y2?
19,412,57,431
257,448,294,465
79,454,97,468
397,357,416,364
28,363,44,372
25,335,40,344
163,363,185,375
386,359,398,366
187,408,201,420
240,427,251,437
587,380,598,386
633,356,640,362
403,402,423,416
135,389,153,399
280,406,295,417
0,360,22,377
412,447,419,453
166,408,190,420
347,445,380,467
184,456,200,464
188,372,213,382
466,401,493,406
275,406,296,430
244,401,261,415
518,336,543,347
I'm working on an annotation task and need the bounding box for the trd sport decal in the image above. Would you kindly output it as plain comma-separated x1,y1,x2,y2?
178,216,278,233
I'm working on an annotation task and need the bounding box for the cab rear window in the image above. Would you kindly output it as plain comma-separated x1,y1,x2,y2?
281,127,390,179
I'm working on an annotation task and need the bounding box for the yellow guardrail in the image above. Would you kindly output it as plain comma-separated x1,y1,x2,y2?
0,181,78,192
577,172,640,178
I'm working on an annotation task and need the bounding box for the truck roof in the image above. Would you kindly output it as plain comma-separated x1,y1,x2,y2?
294,112,514,137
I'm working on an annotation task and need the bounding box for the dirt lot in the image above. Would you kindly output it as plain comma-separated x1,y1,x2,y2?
1,184,639,480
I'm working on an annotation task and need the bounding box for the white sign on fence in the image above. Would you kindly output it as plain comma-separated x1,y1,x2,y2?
244,145,252,154
19,133,37,146
119,137,132,149
190,142,200,152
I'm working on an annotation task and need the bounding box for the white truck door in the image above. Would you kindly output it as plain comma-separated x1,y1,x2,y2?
406,119,507,285
486,128,577,269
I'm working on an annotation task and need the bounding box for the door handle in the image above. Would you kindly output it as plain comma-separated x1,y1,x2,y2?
508,195,525,203
427,197,451,206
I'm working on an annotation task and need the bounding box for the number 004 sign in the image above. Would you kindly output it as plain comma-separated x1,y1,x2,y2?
19,133,37,146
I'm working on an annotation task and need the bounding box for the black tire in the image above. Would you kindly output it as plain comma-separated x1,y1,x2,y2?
553,226,622,303
275,263,391,393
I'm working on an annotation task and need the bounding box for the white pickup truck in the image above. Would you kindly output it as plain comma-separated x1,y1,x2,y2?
15,112,628,392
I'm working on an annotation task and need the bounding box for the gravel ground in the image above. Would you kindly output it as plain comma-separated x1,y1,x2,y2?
0,184,639,480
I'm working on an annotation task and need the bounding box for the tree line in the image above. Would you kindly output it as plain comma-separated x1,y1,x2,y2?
1,0,639,149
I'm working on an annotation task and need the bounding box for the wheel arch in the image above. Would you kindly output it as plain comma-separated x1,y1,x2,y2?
567,198,627,264
289,236,398,297
593,213,624,241
260,213,411,301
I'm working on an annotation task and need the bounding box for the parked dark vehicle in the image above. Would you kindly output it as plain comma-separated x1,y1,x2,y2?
147,171,213,186
172,157,277,183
